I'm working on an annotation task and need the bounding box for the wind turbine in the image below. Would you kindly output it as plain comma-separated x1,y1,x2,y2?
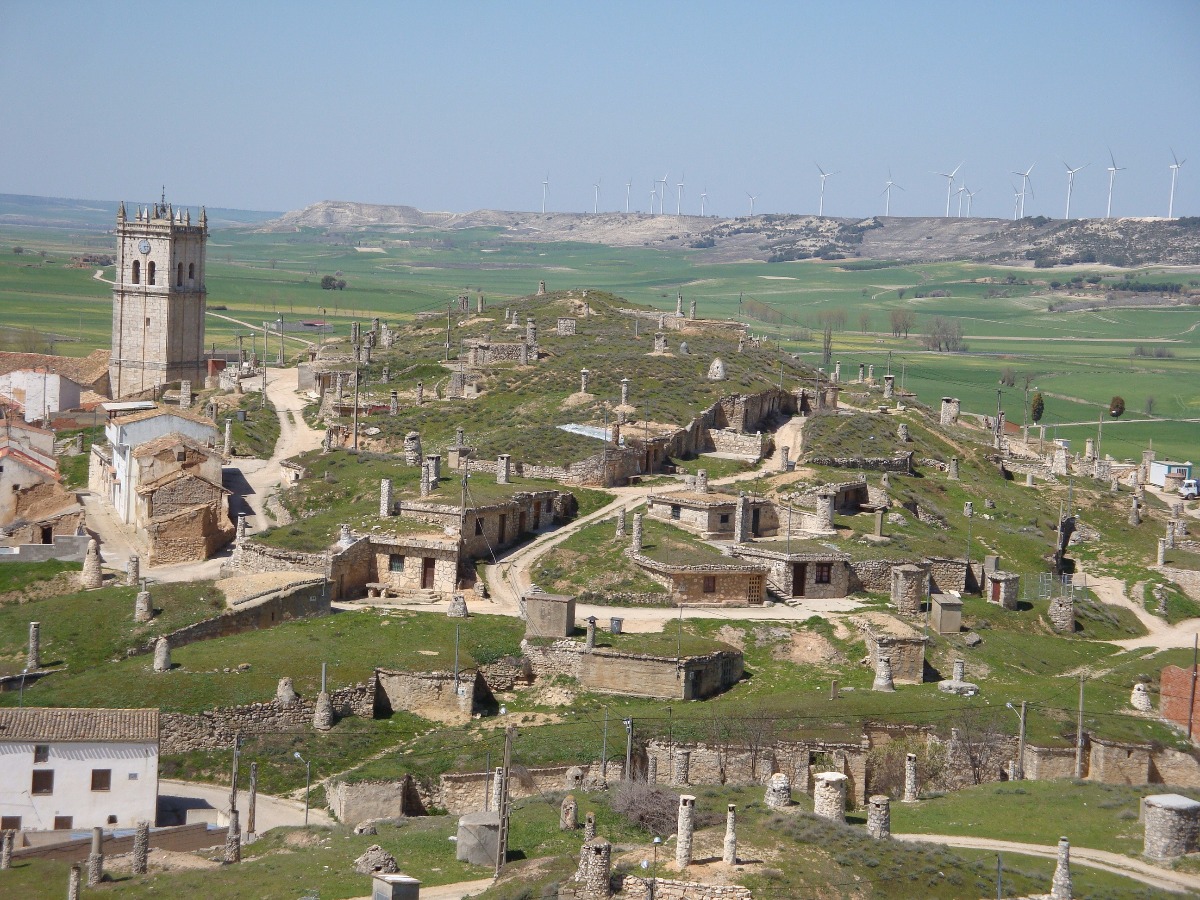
955,185,967,217
593,178,601,215
699,187,708,217
815,163,838,216
625,178,632,214
676,172,684,216
881,172,904,216
746,192,758,217
935,163,963,217
1063,161,1088,219
1105,150,1125,219
650,183,658,215
1168,149,1187,218
658,172,670,215
1010,182,1023,221
964,185,980,217
1011,164,1035,218
541,174,549,214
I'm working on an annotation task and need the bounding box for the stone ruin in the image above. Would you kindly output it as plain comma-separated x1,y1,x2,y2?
707,357,726,381
447,594,469,618
939,397,960,426
1048,594,1074,633
1143,794,1200,860
813,772,847,823
560,794,578,831
403,431,422,466
353,845,399,876
764,772,792,809
867,795,891,839
81,539,103,589
573,837,612,899
276,677,298,704
890,564,925,617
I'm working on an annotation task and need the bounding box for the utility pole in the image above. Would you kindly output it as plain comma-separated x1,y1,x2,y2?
1016,701,1027,780
623,717,633,781
600,707,609,785
996,853,1003,900
1074,673,1086,778
229,732,242,813
351,346,360,452
494,725,514,877
453,623,461,693
1188,634,1198,741
446,303,452,361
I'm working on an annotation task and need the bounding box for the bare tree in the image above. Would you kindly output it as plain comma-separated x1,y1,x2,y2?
858,311,871,333
1145,396,1156,415
822,325,833,367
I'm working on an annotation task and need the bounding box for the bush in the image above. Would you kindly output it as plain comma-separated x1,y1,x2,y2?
1109,396,1125,418
610,782,679,837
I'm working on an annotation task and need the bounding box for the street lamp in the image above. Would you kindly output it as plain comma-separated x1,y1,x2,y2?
1005,701,1027,781
651,836,662,899
294,751,311,825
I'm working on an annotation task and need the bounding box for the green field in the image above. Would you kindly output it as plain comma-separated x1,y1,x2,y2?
2,219,1198,465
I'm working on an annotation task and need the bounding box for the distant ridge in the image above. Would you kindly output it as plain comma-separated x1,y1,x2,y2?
0,193,279,231
260,200,1200,267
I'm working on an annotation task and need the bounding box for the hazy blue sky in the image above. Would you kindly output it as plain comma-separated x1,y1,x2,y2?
3,1,1198,219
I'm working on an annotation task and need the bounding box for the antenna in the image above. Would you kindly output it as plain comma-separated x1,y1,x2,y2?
1168,149,1187,219
1011,164,1035,218
1063,160,1089,219
935,163,963,217
1104,148,1123,219
815,163,839,216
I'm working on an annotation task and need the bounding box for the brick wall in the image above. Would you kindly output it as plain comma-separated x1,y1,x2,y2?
1159,665,1200,732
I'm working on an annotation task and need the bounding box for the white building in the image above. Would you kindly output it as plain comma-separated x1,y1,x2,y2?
0,707,159,832
89,405,218,525
0,369,82,423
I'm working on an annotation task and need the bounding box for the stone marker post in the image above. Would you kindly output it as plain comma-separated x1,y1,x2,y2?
619,377,630,407
225,808,241,864
87,826,104,886
1050,836,1072,900
867,795,891,839
224,418,233,457
314,662,333,731
1158,539,1167,566
127,554,140,587
585,617,597,650
615,508,626,538
897,423,908,442
903,753,919,802
676,795,696,868
631,512,643,553
734,493,749,543
723,804,737,864
236,512,247,544
132,821,149,875
26,621,40,671
948,457,960,480
135,589,152,623
883,374,895,399
696,469,708,493
580,369,590,394
559,794,577,831
81,538,103,589
584,811,596,841
153,636,171,672
0,829,12,869
872,655,896,692
68,864,82,900
380,478,393,517
389,391,399,415
497,454,511,485
779,446,790,471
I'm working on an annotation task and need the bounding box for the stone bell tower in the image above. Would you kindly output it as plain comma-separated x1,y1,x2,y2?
109,196,208,399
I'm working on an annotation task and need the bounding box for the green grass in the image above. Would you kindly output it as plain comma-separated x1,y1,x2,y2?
532,515,666,598
891,780,1199,857
0,559,80,597
0,579,223,679
8,608,524,713
226,390,281,459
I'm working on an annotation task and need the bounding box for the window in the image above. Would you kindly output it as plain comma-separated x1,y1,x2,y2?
176,450,186,462
670,505,681,520
474,518,484,536
31,770,53,795
128,772,139,781
91,769,112,792
815,563,833,585
145,317,151,327
177,262,183,286
719,514,730,525
132,260,140,284
388,553,404,573
53,816,72,830
702,575,717,594
0,817,21,831
107,815,118,825
188,262,195,280
33,745,48,763
147,261,156,285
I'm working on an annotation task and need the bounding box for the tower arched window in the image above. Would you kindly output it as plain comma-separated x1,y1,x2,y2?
188,263,194,281
148,262,156,285
131,260,140,284
177,263,183,287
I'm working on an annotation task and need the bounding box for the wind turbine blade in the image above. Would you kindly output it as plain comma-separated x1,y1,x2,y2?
896,183,905,191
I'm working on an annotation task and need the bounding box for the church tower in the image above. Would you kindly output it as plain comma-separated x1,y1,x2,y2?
109,197,208,399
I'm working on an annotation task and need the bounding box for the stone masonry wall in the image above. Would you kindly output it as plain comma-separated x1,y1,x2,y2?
228,539,326,576
373,670,490,725
620,875,751,900
326,776,426,824
160,681,375,753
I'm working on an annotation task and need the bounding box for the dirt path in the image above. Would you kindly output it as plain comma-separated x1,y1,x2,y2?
895,833,1200,895
1078,568,1200,651
205,310,317,348
158,778,333,831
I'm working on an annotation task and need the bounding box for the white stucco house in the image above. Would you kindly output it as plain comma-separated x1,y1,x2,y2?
0,707,159,832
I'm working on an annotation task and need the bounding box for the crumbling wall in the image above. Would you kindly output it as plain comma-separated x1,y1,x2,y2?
326,776,426,824
373,669,490,724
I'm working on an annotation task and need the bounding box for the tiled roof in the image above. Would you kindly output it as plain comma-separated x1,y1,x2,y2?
0,350,110,387
0,707,159,743
131,431,213,459
115,405,216,429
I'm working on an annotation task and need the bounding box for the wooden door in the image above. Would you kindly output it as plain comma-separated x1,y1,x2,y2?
793,563,807,597
421,557,436,590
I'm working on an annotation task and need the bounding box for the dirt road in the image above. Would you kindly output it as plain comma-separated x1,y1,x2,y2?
158,778,332,831
895,833,1200,894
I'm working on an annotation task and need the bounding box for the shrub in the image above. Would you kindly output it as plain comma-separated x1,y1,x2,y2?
1109,396,1125,418
611,782,679,836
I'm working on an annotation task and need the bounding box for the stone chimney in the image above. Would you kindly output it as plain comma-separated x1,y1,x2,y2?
26,622,40,671
675,795,696,868
497,454,511,485
631,512,643,552
380,478,393,517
